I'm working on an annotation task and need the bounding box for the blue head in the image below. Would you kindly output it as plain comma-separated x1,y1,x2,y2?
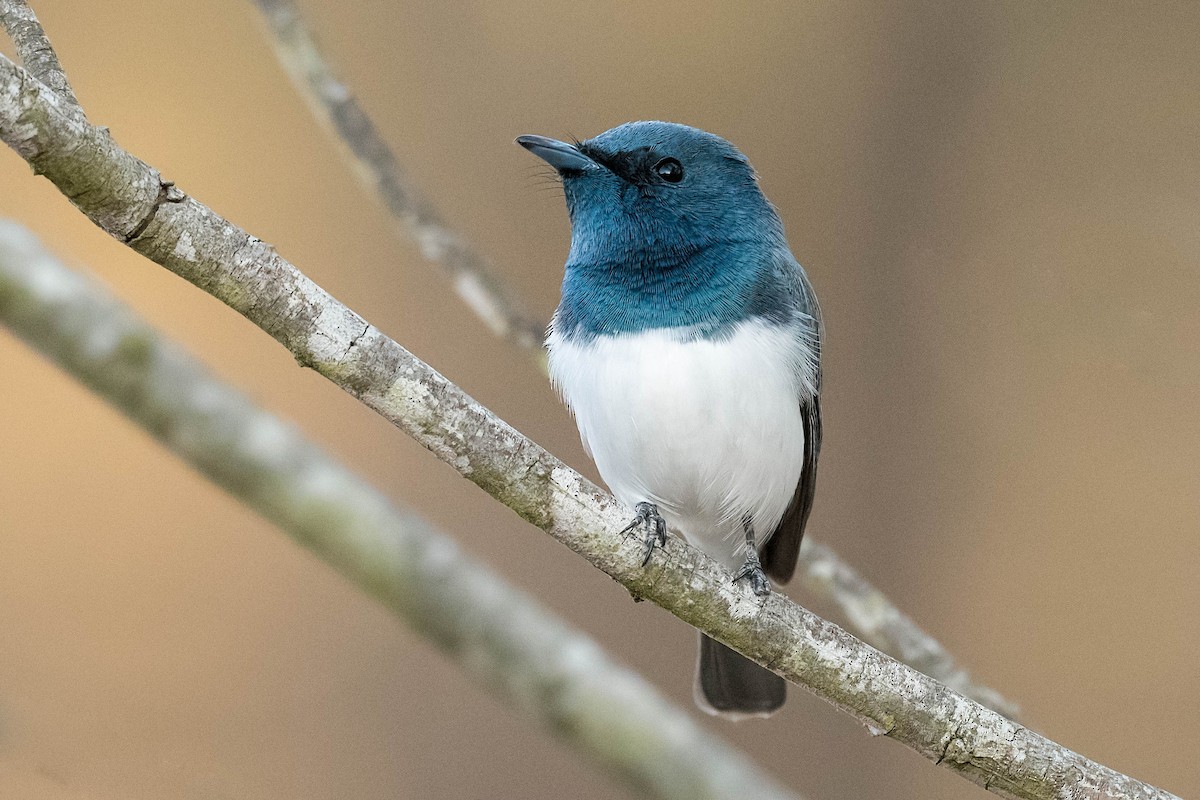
518,121,799,338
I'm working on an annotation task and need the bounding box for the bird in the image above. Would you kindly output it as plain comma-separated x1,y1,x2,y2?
517,121,822,719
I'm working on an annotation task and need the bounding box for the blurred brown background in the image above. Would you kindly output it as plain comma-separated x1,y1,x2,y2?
2,1,1198,798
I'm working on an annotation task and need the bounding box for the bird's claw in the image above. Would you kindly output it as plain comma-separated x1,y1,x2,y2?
620,501,667,566
733,549,772,596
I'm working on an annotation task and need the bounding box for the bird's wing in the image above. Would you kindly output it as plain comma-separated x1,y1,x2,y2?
761,393,821,583
761,257,822,584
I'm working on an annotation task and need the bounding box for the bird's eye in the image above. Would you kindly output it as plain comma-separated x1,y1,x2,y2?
654,158,684,183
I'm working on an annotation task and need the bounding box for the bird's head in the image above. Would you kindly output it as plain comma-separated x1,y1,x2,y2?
518,121,783,265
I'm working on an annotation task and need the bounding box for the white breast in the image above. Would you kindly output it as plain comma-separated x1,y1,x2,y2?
547,319,815,570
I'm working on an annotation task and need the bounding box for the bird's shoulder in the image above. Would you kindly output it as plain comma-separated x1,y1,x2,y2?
743,246,821,394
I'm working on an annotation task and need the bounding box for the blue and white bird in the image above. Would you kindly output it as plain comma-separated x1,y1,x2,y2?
518,121,822,718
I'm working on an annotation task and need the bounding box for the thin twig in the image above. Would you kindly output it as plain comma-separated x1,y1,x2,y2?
0,0,80,111
0,219,803,800
244,0,1015,715
249,0,545,352
0,53,1178,800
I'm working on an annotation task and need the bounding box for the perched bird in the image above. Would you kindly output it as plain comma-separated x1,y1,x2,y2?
518,121,822,718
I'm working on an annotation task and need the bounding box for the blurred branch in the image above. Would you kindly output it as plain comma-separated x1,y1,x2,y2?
0,219,802,800
0,0,80,111
249,0,545,354
243,0,1017,717
0,52,1180,800
796,542,1016,717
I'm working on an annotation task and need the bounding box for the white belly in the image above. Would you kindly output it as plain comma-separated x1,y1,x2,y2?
547,320,813,570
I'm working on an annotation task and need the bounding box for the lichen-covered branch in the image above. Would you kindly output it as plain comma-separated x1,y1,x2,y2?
0,220,802,800
0,0,80,111
0,52,1179,800
248,0,545,352
245,0,1015,716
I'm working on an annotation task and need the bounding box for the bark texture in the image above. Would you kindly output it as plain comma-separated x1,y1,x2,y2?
0,0,80,111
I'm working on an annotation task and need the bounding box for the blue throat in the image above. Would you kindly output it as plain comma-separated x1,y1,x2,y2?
555,236,799,340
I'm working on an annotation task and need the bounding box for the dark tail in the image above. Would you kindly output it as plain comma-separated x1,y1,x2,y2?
694,634,786,719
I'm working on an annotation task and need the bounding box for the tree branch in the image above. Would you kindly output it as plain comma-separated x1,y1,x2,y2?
248,0,545,353
0,0,80,112
244,0,1016,717
0,219,802,800
0,52,1178,800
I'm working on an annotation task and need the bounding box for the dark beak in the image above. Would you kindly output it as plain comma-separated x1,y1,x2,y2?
516,135,597,173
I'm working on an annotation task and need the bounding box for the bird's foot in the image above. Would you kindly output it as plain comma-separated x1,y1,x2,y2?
733,549,771,596
619,501,667,566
